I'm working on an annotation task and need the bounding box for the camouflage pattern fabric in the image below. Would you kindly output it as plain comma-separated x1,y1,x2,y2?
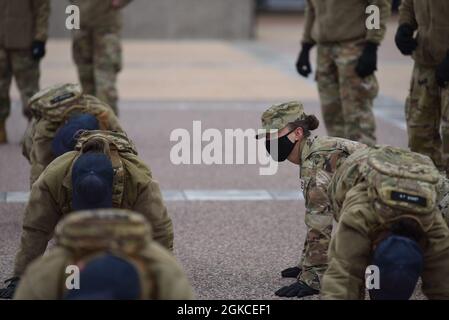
297,135,366,290
316,40,379,146
0,49,39,119
14,209,193,300
23,84,123,185
55,209,152,256
405,63,449,173
260,101,307,132
72,19,125,115
302,0,390,45
322,146,449,299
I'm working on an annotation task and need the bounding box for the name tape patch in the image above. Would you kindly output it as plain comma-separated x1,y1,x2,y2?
391,191,427,207
50,92,76,105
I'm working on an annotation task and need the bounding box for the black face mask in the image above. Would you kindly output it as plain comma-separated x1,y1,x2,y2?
265,130,297,162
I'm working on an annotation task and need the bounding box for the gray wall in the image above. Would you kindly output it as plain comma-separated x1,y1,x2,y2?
49,0,256,39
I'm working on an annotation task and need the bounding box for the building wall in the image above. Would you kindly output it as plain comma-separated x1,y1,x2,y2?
49,0,256,39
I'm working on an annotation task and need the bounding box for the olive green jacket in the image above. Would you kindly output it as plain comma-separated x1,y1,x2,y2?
303,0,390,45
399,0,449,67
13,151,174,276
14,244,194,300
0,0,50,49
322,147,449,299
321,183,449,300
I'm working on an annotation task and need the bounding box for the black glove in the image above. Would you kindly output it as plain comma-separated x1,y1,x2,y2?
0,277,20,299
355,42,378,78
31,41,46,60
436,51,449,88
395,24,417,56
296,43,314,77
275,281,319,298
281,266,302,278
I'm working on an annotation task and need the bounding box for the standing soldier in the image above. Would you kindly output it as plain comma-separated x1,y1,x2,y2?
321,146,449,299
258,101,367,298
70,0,133,115
395,1,449,174
296,0,390,146
0,0,50,143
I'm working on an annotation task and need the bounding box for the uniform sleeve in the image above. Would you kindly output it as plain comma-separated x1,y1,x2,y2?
302,0,316,45
321,221,371,299
133,180,174,251
14,249,68,300
31,0,51,42
366,0,391,44
13,176,61,276
398,0,418,29
421,213,449,299
149,244,195,300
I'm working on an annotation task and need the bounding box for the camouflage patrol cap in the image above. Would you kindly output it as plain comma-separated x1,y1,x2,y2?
75,130,138,155
29,83,82,112
257,101,307,138
55,209,152,255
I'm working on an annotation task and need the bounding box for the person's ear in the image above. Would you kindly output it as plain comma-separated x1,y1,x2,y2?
294,127,304,141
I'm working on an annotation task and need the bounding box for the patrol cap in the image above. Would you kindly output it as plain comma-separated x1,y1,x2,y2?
256,101,308,139
369,235,424,300
63,254,141,300
55,209,152,254
52,114,100,158
72,153,114,211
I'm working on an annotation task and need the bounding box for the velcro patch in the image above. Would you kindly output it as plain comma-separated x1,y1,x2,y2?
50,92,75,105
391,191,427,207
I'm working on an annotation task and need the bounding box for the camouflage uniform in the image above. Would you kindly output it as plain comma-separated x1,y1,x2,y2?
23,83,123,185
70,0,133,115
303,0,391,145
13,130,174,277
260,101,367,290
399,1,449,173
0,0,50,120
14,209,194,300
322,145,449,299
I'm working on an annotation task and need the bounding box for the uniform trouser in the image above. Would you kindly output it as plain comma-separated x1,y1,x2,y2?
0,48,39,120
72,28,122,115
405,63,449,173
316,41,379,146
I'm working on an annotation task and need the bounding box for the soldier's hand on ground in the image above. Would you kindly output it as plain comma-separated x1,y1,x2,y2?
31,41,46,60
0,277,20,299
275,281,319,298
296,43,314,78
436,52,449,88
355,42,378,78
281,266,302,278
395,24,418,56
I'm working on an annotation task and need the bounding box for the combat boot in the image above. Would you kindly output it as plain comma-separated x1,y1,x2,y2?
0,119,7,144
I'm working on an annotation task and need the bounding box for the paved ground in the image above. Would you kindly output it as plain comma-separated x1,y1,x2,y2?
0,14,425,299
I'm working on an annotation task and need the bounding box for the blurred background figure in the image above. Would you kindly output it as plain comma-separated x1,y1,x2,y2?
395,0,449,175
70,0,134,116
0,0,50,143
14,209,194,300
